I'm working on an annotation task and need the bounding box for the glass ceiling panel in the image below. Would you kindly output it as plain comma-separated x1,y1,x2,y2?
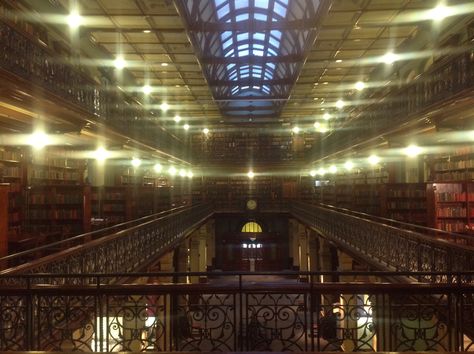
178,0,322,121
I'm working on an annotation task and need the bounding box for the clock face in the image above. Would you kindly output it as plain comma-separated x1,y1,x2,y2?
246,199,257,210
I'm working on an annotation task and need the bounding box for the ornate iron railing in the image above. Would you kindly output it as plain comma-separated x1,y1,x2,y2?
0,205,191,269
1,271,474,352
291,201,474,276
0,204,213,283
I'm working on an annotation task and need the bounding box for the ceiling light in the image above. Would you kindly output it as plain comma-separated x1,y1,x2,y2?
183,124,190,131
336,59,342,63
154,163,162,173
67,11,82,28
174,115,181,123
161,63,169,67
355,81,365,91
314,122,320,129
323,82,328,85
344,160,354,171
131,157,141,168
404,144,422,157
203,128,209,134
329,165,337,173
29,131,49,150
179,168,187,177
317,167,326,176
95,147,109,162
143,29,151,33
114,57,126,70
429,4,452,21
318,126,328,133
310,169,317,177
292,126,300,134
247,170,255,179
160,102,169,111
323,113,331,120
382,52,398,64
142,85,152,95
187,170,194,178
168,166,177,176
368,155,380,165
336,99,344,109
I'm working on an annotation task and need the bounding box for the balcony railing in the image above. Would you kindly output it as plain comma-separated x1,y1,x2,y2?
1,271,474,352
292,201,474,277
0,204,213,283
318,50,474,159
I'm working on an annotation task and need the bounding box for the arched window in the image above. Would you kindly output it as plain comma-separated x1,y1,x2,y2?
241,221,262,233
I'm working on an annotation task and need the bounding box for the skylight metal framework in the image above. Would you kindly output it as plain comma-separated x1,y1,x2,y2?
176,0,325,122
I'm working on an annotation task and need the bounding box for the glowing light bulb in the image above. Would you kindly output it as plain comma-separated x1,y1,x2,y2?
95,147,108,162
382,52,398,64
187,171,194,178
310,170,317,177
174,115,181,122
329,165,337,173
30,131,49,150
368,155,380,165
179,168,187,177
344,160,354,171
323,113,331,120
314,122,320,129
355,81,365,91
160,102,169,111
114,57,126,70
142,85,152,95
247,171,255,179
168,166,177,176
131,157,141,168
154,163,162,173
404,144,422,157
317,167,326,176
203,128,209,134
336,99,344,109
183,124,190,131
292,126,300,134
67,11,82,28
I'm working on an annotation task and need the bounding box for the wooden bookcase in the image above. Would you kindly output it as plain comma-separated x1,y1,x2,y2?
25,184,90,237
429,147,474,182
0,147,24,237
384,183,428,226
91,186,132,227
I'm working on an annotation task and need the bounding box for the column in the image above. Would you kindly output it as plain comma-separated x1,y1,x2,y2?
189,235,200,284
289,219,300,270
206,220,215,270
318,238,332,283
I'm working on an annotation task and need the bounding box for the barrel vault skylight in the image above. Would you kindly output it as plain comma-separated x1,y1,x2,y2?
177,0,325,123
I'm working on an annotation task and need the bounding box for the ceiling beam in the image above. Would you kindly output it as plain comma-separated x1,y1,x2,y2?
187,18,317,32
200,54,304,65
207,77,295,86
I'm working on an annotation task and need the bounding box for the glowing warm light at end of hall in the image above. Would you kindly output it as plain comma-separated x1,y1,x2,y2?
404,144,422,157
30,131,49,150
131,157,141,168
344,160,354,171
247,171,255,179
368,155,381,165
154,163,162,173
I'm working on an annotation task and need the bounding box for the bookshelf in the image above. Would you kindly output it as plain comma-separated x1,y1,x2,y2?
430,147,474,182
91,186,131,227
384,183,428,225
25,184,90,237
429,182,470,233
352,184,382,216
0,147,24,236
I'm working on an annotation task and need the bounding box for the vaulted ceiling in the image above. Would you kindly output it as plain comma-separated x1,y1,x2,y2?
2,0,474,169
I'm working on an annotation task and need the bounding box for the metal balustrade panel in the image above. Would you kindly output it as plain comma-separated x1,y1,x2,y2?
1,276,473,352
291,202,474,277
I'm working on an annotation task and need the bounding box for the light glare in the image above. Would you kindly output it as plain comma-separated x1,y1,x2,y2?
142,85,152,95
183,124,190,131
67,12,82,28
160,102,169,111
355,81,365,91
292,126,300,134
154,163,162,173
382,52,398,64
95,147,108,162
114,57,126,70
131,157,141,168
310,169,317,177
168,166,177,176
404,144,422,157
336,99,344,109
174,115,181,122
344,160,354,171
203,128,210,134
247,171,255,179
368,155,381,165
30,131,49,150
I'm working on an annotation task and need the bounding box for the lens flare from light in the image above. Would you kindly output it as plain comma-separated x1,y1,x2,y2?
30,131,49,150
131,157,141,168
154,163,162,173
344,160,354,171
404,144,422,157
247,171,255,179
368,155,381,165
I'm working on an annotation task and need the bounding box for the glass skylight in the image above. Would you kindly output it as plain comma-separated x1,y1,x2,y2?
213,0,288,96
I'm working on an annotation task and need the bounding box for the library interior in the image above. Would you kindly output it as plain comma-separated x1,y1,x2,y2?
0,0,474,352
